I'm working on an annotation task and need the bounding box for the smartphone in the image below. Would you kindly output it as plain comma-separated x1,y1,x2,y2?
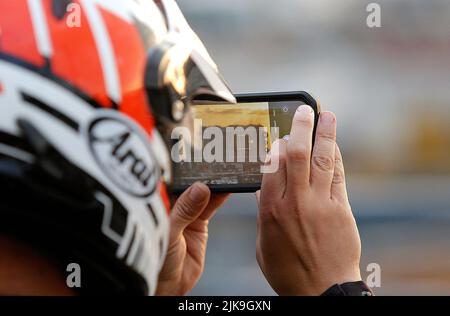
171,91,320,193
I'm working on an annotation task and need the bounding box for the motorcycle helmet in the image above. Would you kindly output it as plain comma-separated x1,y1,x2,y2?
0,0,235,295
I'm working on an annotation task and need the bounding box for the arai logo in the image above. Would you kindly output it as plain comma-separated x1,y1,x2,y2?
88,114,159,198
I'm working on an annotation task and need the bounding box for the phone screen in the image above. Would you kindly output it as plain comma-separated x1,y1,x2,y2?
172,99,308,191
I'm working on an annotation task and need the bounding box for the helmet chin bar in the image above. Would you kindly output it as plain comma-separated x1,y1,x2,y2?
17,118,96,203
0,119,150,295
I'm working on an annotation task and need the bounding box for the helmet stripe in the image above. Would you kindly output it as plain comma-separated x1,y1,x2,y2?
81,0,122,104
27,0,53,59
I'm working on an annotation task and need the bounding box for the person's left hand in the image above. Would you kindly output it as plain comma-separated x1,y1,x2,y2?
156,182,229,296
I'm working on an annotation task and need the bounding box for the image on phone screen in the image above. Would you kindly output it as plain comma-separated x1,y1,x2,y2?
172,99,309,191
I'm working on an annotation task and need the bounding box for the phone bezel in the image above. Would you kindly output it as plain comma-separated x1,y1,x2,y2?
172,91,321,194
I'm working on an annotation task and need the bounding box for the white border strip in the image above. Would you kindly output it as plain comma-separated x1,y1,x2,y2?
81,0,122,104
28,0,53,58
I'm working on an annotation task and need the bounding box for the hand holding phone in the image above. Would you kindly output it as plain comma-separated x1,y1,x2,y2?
255,109,362,295
172,91,320,193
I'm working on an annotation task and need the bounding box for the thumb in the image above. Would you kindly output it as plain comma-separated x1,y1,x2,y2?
171,182,211,236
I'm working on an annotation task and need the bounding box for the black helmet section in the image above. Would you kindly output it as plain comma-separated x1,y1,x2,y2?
0,119,148,295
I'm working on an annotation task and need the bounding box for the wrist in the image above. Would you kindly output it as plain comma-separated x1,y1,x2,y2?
308,267,362,296
308,269,363,296
277,270,363,296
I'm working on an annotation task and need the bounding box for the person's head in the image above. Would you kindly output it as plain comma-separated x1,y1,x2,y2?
0,0,234,295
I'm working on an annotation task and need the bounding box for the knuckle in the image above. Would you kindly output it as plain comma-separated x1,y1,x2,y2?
332,167,345,184
287,144,309,163
174,199,194,222
317,133,335,144
271,151,287,166
259,206,280,225
313,155,334,172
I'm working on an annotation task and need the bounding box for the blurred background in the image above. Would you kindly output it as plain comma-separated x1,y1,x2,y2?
177,0,450,295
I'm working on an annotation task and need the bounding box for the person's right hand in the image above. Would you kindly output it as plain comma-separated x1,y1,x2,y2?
255,105,362,296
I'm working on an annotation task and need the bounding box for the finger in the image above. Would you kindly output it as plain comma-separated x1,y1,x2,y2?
199,193,230,221
331,143,348,202
285,105,315,193
310,111,336,195
261,139,288,201
171,182,211,236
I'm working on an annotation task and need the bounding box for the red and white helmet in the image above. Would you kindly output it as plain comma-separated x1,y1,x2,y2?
0,0,234,295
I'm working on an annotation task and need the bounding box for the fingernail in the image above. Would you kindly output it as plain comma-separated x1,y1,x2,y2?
320,112,335,125
189,183,207,203
282,135,290,141
296,105,314,120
